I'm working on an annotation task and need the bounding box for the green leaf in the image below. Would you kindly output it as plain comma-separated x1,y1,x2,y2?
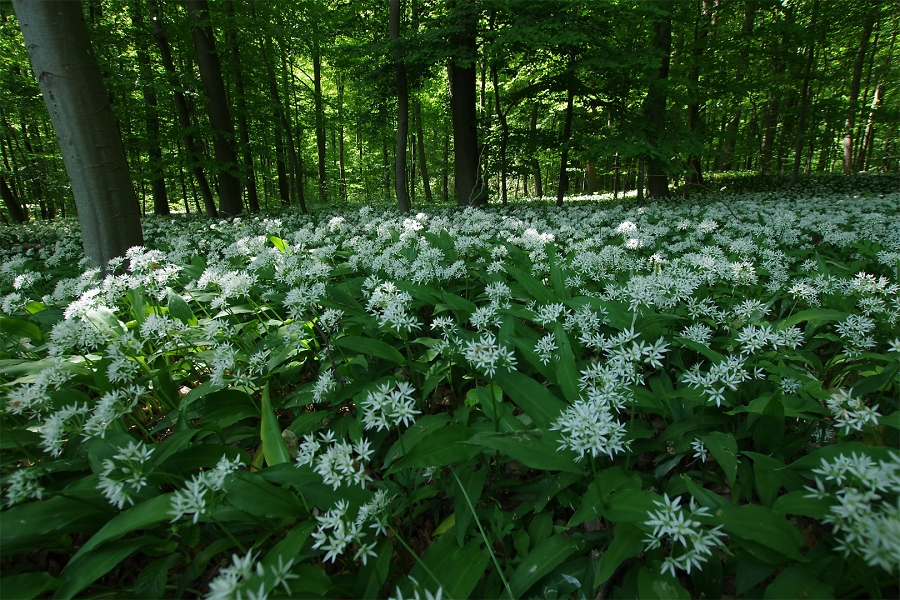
553,324,581,402
506,263,555,303
595,523,644,584
700,431,739,483
718,504,805,562
775,308,848,330
268,235,288,252
0,317,42,342
509,533,581,598
674,336,725,363
493,369,567,429
0,496,110,552
0,572,59,599
772,491,832,520
225,471,306,518
133,555,178,600
467,430,582,473
409,535,490,600
334,335,405,364
453,464,488,546
57,536,157,599
353,538,393,599
638,566,691,600
387,426,479,473
568,467,640,527
70,493,174,563
764,564,833,599
260,382,291,467
166,288,195,324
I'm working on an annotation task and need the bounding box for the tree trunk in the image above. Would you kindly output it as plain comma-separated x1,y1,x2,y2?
338,82,347,201
313,41,328,202
529,101,543,197
414,102,433,203
129,0,169,215
280,41,306,212
490,64,508,205
557,61,575,207
789,0,819,188
146,0,217,217
185,0,242,215
842,14,876,174
643,13,672,199
0,175,27,223
14,0,143,268
448,0,484,206
390,0,410,213
686,0,711,189
224,0,259,212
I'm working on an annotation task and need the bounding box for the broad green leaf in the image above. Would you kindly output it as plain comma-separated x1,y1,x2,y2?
468,430,582,473
719,504,805,562
334,335,405,364
637,566,691,600
850,361,899,397
603,489,663,525
386,426,479,473
700,431,739,483
493,369,567,429
0,572,59,600
268,235,288,252
166,288,195,324
772,491,832,520
260,382,291,467
133,555,178,600
0,496,110,552
674,336,725,363
595,523,644,584
763,564,833,599
506,263,555,303
775,308,848,329
474,385,522,432
0,317,42,341
568,467,640,527
353,538,393,599
787,442,895,473
453,464,488,546
184,389,259,427
409,535,490,600
71,493,174,563
553,323,581,402
438,292,477,319
57,536,157,599
382,413,452,470
509,533,581,598
225,471,306,518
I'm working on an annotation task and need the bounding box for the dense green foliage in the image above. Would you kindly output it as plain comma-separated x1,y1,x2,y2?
1,178,898,598
0,0,897,220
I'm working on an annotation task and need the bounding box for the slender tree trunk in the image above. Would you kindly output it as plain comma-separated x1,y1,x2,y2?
129,0,169,215
557,59,575,207
185,0,242,215
448,0,484,206
280,42,306,211
14,0,143,268
718,2,755,171
861,21,895,172
442,131,449,202
490,64,508,205
390,0,410,213
789,0,819,188
643,13,672,198
224,0,259,212
414,101,433,203
0,175,27,223
843,14,876,174
146,0,216,217
338,82,347,201
313,41,328,202
529,101,543,197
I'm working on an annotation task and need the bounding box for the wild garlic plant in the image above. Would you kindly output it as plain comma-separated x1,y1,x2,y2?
1,182,898,599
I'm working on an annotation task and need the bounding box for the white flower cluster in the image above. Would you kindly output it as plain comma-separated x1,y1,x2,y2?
311,490,391,564
360,381,420,431
834,314,877,357
462,332,517,378
806,452,900,573
4,467,45,506
551,388,631,461
681,354,751,407
206,550,299,600
169,454,245,523
295,431,373,490
365,280,421,333
735,323,804,354
97,440,155,509
644,494,725,577
825,389,881,435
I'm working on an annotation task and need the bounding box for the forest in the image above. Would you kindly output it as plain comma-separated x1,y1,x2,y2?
1,1,899,599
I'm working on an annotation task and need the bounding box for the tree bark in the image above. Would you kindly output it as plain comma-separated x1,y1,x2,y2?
643,13,672,199
390,0,410,213
415,101,433,203
448,0,484,206
789,0,819,188
14,0,143,268
490,64,508,205
129,0,169,215
146,0,217,217
0,174,27,223
338,82,347,201
313,40,328,202
224,0,259,212
529,101,543,197
557,60,575,207
842,14,876,174
185,0,242,216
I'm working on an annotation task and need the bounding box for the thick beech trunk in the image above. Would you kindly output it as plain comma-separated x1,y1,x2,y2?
14,0,143,268
0,175,26,223
186,0,242,215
